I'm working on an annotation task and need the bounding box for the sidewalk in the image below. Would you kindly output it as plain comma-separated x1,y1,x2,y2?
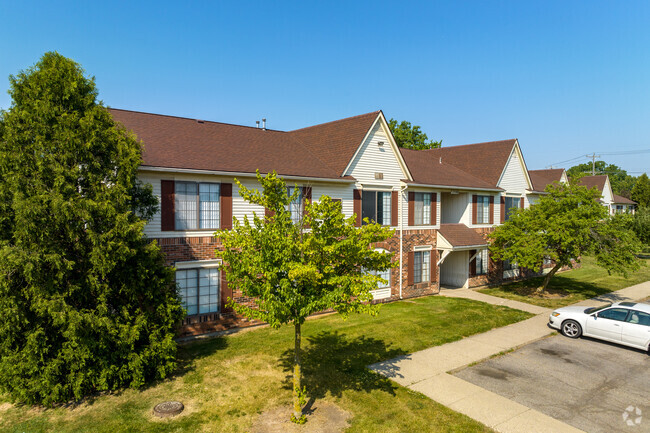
370,281,650,433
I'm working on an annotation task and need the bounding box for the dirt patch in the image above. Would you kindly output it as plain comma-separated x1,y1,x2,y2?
0,402,12,412
251,401,351,433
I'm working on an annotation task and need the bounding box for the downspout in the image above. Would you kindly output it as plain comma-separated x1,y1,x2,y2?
399,181,408,300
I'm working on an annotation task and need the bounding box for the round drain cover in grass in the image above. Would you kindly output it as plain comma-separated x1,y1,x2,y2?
153,401,184,418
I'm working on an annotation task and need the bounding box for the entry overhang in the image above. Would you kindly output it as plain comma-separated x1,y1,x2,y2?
437,223,489,253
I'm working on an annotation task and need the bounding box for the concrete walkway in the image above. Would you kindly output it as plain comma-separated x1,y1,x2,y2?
370,281,650,433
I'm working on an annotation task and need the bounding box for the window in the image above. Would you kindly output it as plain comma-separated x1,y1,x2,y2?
176,268,220,315
626,311,650,326
413,193,431,225
503,259,518,271
175,181,220,230
504,196,520,221
475,249,488,275
476,195,490,224
597,308,630,322
413,250,430,283
368,267,390,289
362,191,391,225
287,186,303,225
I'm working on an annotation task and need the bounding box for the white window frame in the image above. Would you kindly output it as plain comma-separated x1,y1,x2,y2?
367,248,391,300
175,260,222,316
413,192,432,225
362,190,391,226
175,181,221,230
476,195,490,224
414,250,431,284
475,249,488,275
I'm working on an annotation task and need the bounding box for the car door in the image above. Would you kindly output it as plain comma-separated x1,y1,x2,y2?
621,310,650,349
585,308,629,342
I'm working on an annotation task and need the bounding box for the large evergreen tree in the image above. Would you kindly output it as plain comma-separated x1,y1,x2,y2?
0,52,184,405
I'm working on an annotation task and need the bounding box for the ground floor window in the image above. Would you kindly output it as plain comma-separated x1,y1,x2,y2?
176,267,220,315
475,249,488,275
414,250,431,283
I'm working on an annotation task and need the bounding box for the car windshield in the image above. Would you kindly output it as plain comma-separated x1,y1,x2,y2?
584,304,612,314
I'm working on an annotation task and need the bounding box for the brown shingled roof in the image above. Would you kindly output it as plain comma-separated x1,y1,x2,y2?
529,168,565,192
438,224,488,247
613,194,636,204
426,139,518,187
288,111,381,176
399,148,500,190
109,108,355,181
576,175,607,193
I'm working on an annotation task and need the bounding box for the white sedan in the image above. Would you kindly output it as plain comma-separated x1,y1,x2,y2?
548,301,650,353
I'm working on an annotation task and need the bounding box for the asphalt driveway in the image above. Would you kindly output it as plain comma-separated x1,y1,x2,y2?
454,334,650,433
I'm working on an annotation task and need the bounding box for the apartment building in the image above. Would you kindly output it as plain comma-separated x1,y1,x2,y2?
110,108,541,336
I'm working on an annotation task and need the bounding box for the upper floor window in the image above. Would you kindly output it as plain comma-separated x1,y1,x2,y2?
413,193,431,225
287,186,303,225
476,195,490,224
176,267,220,316
504,196,520,221
362,191,391,225
175,182,220,230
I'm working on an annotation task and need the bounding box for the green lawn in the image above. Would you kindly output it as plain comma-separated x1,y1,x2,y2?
0,296,532,433
478,256,650,309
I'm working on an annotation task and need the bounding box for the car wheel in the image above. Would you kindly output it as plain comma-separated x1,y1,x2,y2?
561,320,582,339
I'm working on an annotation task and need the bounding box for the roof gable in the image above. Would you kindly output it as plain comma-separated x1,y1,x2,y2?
528,169,567,192
288,111,382,177
399,148,499,190
425,139,518,187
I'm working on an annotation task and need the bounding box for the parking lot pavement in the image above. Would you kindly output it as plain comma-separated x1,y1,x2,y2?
454,334,650,433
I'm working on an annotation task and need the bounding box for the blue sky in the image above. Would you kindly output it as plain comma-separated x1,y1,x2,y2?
1,1,649,173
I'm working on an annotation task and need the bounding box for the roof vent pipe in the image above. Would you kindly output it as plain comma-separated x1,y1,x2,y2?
439,157,442,164
262,118,267,130
256,120,260,128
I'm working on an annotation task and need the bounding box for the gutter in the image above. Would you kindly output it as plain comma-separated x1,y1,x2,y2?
399,181,408,300
138,166,357,183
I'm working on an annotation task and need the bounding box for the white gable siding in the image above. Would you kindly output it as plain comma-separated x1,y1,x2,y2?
602,177,613,205
498,149,529,196
345,122,407,186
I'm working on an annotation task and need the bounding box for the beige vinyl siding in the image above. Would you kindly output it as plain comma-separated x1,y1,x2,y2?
345,122,408,186
440,250,469,288
440,192,470,226
498,150,529,197
311,183,356,219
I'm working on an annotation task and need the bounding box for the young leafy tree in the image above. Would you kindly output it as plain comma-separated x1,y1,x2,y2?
489,180,641,293
0,52,184,405
215,172,395,423
388,118,442,150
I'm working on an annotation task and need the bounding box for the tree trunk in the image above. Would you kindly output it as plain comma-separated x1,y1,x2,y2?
537,263,562,294
292,321,303,421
